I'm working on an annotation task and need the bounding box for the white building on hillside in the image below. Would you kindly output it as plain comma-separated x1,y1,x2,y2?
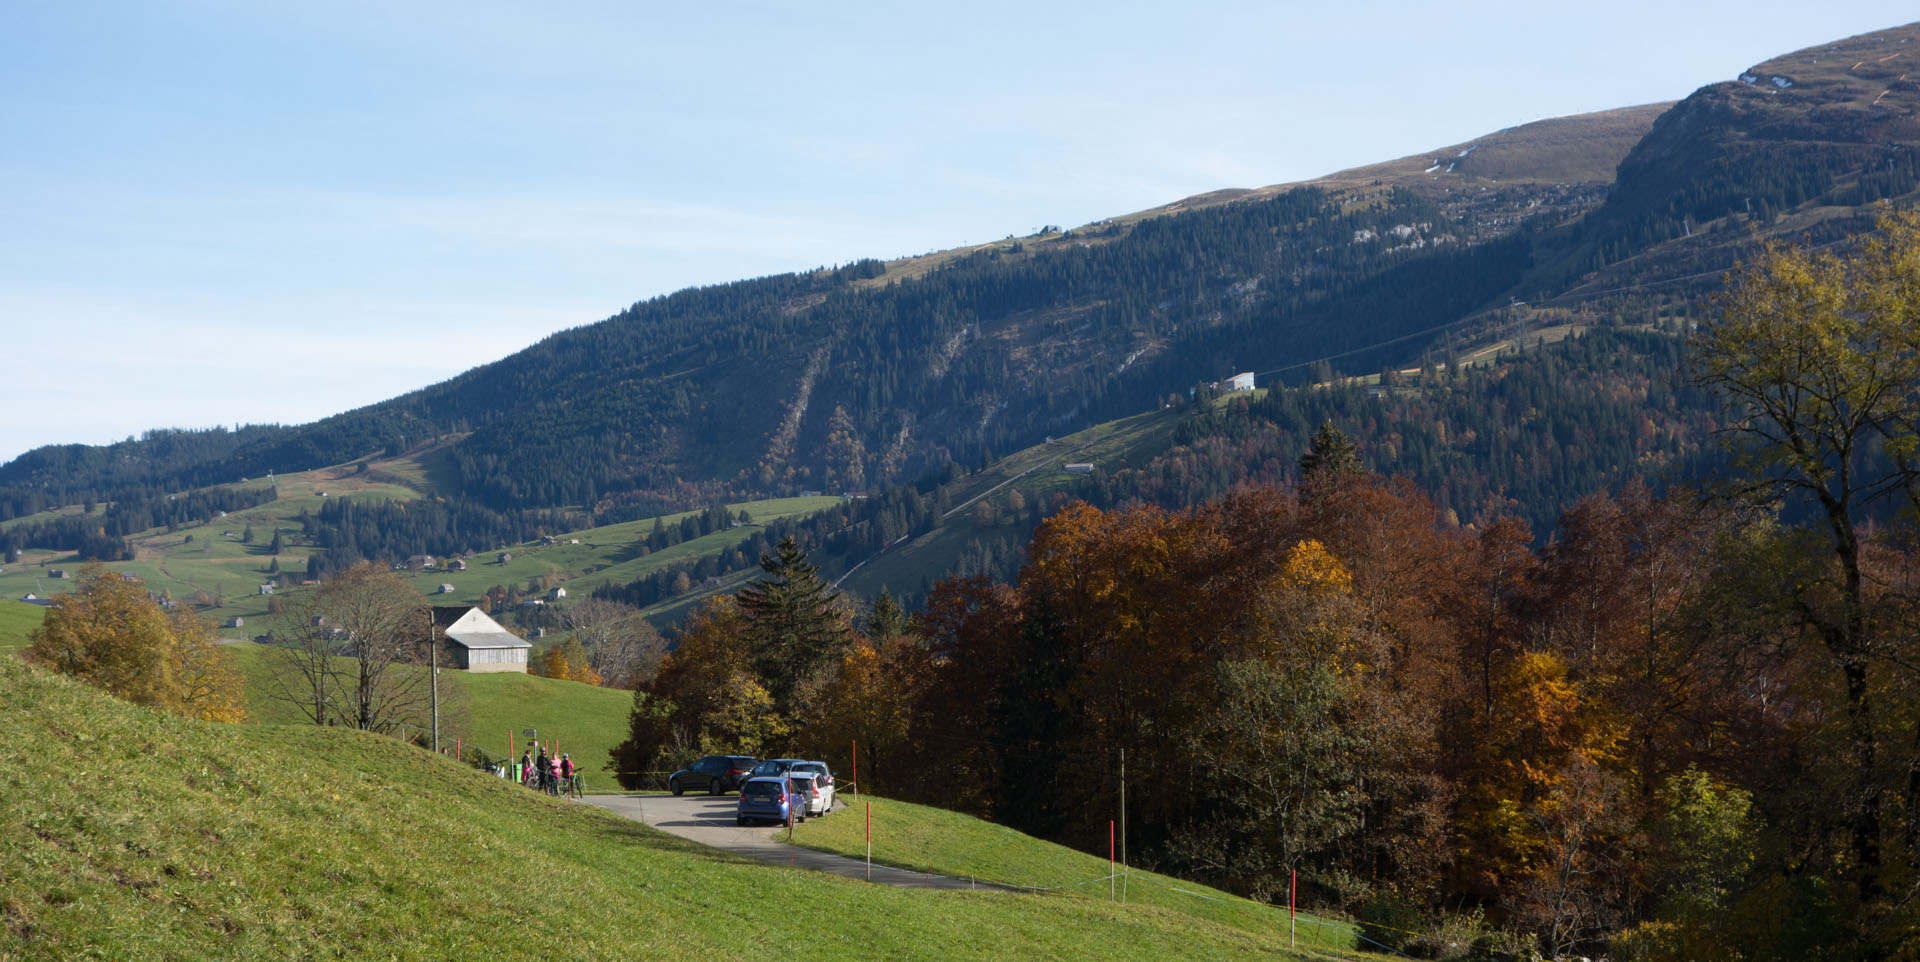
431,606,531,674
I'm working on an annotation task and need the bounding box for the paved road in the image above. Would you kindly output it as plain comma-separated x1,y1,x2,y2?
581,792,1004,892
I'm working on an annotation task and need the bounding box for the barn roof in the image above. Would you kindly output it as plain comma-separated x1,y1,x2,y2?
431,606,531,650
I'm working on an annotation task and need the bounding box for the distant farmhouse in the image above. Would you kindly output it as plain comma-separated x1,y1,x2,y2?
432,606,531,674
1226,371,1255,392
1063,463,1095,475
405,555,436,571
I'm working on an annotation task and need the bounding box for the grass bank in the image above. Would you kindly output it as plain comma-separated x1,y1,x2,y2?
792,793,1361,954
0,658,1312,961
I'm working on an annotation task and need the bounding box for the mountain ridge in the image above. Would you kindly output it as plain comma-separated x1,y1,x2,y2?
7,21,1920,537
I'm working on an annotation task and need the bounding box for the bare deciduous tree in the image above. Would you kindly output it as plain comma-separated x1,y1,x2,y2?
557,596,667,689
266,561,430,732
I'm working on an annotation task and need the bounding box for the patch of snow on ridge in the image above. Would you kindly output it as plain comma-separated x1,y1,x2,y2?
1458,145,1477,158
1771,76,1794,88
1424,163,1441,173
1739,73,1759,84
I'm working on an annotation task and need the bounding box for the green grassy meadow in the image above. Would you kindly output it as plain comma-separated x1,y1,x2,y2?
0,451,840,629
0,600,43,653
220,642,634,783
792,794,1361,954
6,596,635,785
1,657,1313,962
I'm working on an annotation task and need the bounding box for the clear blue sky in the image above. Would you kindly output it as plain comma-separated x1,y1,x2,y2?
3,2,1912,463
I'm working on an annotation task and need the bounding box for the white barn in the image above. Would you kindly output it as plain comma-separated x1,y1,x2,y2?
432,606,532,674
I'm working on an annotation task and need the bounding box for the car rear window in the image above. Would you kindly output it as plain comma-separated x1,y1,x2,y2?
743,781,782,796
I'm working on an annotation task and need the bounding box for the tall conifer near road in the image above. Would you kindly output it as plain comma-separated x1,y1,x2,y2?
738,536,845,711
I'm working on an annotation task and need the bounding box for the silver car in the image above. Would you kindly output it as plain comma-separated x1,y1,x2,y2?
787,773,828,819
792,761,835,813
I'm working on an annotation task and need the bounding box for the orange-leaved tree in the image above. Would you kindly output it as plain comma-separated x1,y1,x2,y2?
26,564,248,723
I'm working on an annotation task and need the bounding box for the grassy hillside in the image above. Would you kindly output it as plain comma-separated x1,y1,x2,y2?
0,469,839,631
793,794,1362,954
0,600,41,653
0,657,1312,961
838,405,1183,600
222,642,633,783
5,597,634,784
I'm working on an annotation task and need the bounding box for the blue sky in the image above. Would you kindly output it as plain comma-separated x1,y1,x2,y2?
3,2,1913,463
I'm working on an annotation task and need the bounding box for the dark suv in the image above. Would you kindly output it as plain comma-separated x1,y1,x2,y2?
669,755,758,796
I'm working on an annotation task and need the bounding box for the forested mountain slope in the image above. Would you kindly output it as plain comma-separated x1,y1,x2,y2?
4,22,1917,542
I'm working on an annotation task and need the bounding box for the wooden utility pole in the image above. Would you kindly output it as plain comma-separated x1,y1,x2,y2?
429,616,440,754
1119,746,1127,903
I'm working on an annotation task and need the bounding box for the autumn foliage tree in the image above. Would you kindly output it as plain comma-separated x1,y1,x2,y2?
538,637,602,686
25,564,248,723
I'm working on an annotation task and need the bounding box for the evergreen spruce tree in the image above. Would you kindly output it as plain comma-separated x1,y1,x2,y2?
868,588,906,640
737,536,844,710
1298,420,1363,481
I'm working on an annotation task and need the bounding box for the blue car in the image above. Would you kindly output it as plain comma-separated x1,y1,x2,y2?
736,776,797,826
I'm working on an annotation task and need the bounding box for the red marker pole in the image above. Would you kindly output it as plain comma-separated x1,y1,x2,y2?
1290,869,1297,949
851,739,858,801
1109,820,1116,902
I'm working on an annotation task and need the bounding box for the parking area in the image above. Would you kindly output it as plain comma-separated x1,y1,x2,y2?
581,792,1002,891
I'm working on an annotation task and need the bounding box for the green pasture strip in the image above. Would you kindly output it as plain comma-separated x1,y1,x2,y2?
451,669,632,782
793,794,1359,953
225,644,631,783
1,657,1309,962
0,600,45,653
840,407,1183,599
